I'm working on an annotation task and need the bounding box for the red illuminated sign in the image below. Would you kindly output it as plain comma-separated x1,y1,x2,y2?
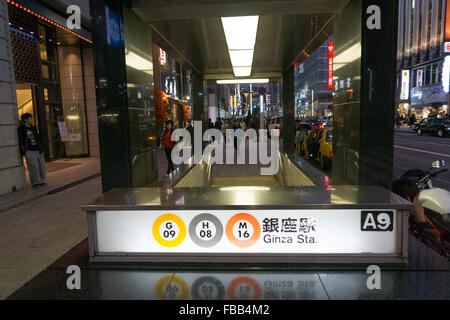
328,42,334,90
160,48,167,64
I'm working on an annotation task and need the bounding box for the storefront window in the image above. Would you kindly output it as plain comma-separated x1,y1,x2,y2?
431,63,440,85
424,64,431,84
57,43,89,157
41,64,49,79
39,43,47,60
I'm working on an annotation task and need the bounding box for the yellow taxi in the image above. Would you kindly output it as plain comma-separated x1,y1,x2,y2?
299,126,333,169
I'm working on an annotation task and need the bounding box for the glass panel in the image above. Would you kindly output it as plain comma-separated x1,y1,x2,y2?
123,5,158,186
39,43,48,61
42,64,50,79
424,65,431,84
431,64,439,84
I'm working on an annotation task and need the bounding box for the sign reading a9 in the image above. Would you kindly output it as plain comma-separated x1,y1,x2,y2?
361,211,394,232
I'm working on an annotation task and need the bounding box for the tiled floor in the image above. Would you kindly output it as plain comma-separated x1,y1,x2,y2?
0,157,100,213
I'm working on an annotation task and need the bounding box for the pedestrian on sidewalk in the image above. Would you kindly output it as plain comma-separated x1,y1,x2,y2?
17,113,47,189
395,113,401,129
409,113,416,127
160,119,175,176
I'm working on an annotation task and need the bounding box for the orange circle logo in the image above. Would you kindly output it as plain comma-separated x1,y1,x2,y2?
227,277,262,300
226,213,261,247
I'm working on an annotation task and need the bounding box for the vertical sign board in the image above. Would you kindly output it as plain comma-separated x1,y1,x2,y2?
442,56,450,93
446,0,450,42
328,42,334,90
416,69,423,87
58,121,69,142
159,48,167,65
400,70,410,100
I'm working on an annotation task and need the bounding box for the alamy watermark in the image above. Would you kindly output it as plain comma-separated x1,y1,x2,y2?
66,265,81,290
66,5,81,30
366,265,381,290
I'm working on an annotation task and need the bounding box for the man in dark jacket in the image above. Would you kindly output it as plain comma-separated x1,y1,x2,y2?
214,118,222,130
18,113,47,188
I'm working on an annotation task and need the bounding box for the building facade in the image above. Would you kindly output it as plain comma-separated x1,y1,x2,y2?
396,0,450,120
294,35,333,119
0,0,98,196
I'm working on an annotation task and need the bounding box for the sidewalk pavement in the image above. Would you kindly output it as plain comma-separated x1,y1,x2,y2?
0,157,100,214
395,126,416,134
0,177,102,299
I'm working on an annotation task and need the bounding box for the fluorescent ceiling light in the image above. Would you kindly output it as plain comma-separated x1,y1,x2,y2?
216,79,269,84
125,50,153,75
233,66,252,77
221,16,259,77
221,16,259,50
333,43,361,72
229,49,254,66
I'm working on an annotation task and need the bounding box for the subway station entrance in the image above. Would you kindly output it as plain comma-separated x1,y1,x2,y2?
8,0,450,300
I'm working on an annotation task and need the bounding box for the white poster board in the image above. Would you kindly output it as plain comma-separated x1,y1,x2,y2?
58,121,69,142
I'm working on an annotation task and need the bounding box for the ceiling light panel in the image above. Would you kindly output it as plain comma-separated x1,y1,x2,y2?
229,50,254,67
233,67,252,77
221,16,259,50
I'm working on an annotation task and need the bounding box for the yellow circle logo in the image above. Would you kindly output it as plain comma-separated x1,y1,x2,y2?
152,214,186,247
156,275,189,300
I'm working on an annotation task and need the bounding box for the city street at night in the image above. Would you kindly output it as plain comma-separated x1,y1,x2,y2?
0,0,449,312
394,129,450,191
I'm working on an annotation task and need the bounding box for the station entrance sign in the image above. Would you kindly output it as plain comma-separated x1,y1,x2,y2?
95,209,397,254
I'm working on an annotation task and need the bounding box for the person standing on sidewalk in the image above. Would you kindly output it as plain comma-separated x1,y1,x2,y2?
17,113,47,189
160,119,175,176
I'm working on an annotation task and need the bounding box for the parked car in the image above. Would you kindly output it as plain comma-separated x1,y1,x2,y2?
299,126,333,169
417,117,450,137
319,116,333,126
301,117,320,128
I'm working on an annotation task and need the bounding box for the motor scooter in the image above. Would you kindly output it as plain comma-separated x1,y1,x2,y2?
401,160,450,259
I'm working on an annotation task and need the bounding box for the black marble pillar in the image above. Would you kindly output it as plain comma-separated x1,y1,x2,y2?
332,0,397,189
282,67,295,153
192,72,204,123
91,0,131,193
90,0,158,192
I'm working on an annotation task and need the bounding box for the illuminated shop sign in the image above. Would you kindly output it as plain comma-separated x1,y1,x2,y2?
400,70,410,100
160,48,167,64
445,42,450,53
95,209,397,254
416,69,423,87
442,56,450,93
328,42,334,90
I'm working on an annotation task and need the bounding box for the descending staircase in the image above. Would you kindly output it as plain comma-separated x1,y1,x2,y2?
211,175,279,187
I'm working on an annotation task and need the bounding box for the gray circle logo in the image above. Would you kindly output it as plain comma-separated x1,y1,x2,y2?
191,276,226,300
189,213,223,247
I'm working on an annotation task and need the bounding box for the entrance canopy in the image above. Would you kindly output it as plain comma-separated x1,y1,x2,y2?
130,0,350,79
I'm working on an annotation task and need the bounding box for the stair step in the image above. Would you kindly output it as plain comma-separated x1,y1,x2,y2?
214,176,277,182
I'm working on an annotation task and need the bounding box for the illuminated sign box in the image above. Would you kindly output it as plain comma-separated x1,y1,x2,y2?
83,187,410,264
96,209,397,254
